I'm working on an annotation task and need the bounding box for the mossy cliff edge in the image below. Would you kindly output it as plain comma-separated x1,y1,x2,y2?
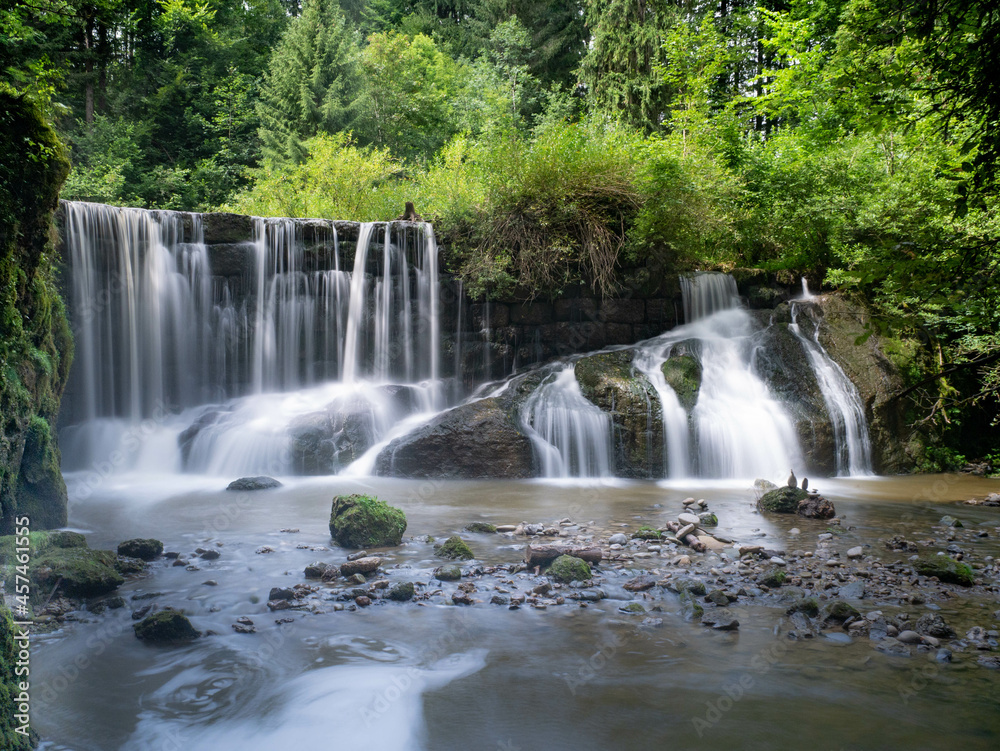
0,92,73,535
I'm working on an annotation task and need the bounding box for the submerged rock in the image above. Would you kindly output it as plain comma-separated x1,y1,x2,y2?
465,522,497,534
434,565,462,581
226,476,282,491
374,396,535,479
328,494,407,548
387,582,415,601
133,611,199,642
117,538,163,561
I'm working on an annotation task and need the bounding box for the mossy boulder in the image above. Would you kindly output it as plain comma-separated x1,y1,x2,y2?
632,526,662,540
32,547,124,599
133,611,199,642
114,556,147,575
434,565,462,581
435,536,474,560
574,350,663,478
48,531,86,549
328,494,406,548
117,538,163,561
465,522,497,533
660,354,701,411
758,487,808,514
758,568,787,588
821,600,860,623
547,554,591,583
914,556,975,586
387,582,415,601
787,597,820,617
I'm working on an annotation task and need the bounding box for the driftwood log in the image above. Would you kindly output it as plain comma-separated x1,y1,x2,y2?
525,545,603,568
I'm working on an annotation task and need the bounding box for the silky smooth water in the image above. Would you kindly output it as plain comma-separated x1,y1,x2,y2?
34,474,1000,751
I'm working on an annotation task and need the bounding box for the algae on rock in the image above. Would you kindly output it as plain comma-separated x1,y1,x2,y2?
329,494,407,548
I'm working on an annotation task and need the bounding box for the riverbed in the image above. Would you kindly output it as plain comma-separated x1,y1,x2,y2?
35,474,1000,750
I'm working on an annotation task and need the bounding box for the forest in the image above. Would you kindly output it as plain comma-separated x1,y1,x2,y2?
2,0,999,468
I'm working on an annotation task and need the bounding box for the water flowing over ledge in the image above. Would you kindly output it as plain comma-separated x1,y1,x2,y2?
57,203,879,481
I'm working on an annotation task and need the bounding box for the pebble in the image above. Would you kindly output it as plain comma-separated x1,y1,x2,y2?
770,557,787,567
678,513,701,526
847,546,863,559
897,630,923,644
609,533,628,545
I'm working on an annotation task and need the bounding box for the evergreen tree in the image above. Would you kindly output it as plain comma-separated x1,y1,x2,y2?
258,0,364,164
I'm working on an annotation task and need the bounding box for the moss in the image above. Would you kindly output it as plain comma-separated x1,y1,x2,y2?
434,565,462,581
0,606,34,749
133,611,199,642
821,600,860,623
117,538,164,561
32,547,124,600
672,578,706,596
758,486,808,514
328,494,407,548
547,554,591,583
574,350,664,478
619,602,646,614
0,92,73,535
435,536,474,560
632,525,662,540
914,556,975,586
678,590,704,621
758,568,787,588
387,582,415,601
787,597,820,617
464,522,497,533
660,355,701,411
48,531,86,549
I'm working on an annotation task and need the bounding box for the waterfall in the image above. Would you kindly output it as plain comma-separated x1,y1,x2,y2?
789,303,873,475
523,366,614,478
635,272,803,479
60,202,446,475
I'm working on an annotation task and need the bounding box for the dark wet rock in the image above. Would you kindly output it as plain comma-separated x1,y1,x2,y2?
434,565,462,581
177,409,226,464
435,536,474,560
133,611,199,642
619,602,646,614
913,556,974,586
117,538,163,561
232,622,256,634
329,494,406,548
758,568,787,588
623,575,657,592
387,582,415,601
32,547,124,598
374,396,535,479
977,655,1000,669
702,609,739,630
268,587,295,602
202,212,253,244
838,581,865,600
289,397,382,474
346,573,367,585
915,613,957,639
797,495,836,519
199,549,220,560
304,561,331,579
885,535,917,552
574,350,664,478
465,522,497,533
875,638,911,657
452,592,474,606
821,600,860,624
340,556,381,576
355,595,372,607
679,590,704,621
669,578,707,597
548,555,591,583
706,589,731,607
226,476,282,491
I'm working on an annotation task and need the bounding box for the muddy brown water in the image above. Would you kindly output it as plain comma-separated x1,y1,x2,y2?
33,473,1000,750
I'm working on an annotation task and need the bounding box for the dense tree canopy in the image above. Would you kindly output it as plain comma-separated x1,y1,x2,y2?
2,0,998,466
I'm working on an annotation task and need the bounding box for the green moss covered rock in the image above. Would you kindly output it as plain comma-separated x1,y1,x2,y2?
435,536,474,560
133,610,199,642
48,531,86,549
758,486,808,513
117,538,163,561
914,556,975,586
660,354,701,411
329,494,406,548
1,606,34,749
821,600,860,623
547,554,591,583
632,526,662,540
465,522,497,533
758,568,787,588
32,547,124,599
387,582,415,601
434,565,462,581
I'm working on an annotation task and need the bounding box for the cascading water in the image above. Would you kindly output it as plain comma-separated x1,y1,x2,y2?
60,201,447,477
522,366,614,478
635,272,803,479
789,303,873,475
